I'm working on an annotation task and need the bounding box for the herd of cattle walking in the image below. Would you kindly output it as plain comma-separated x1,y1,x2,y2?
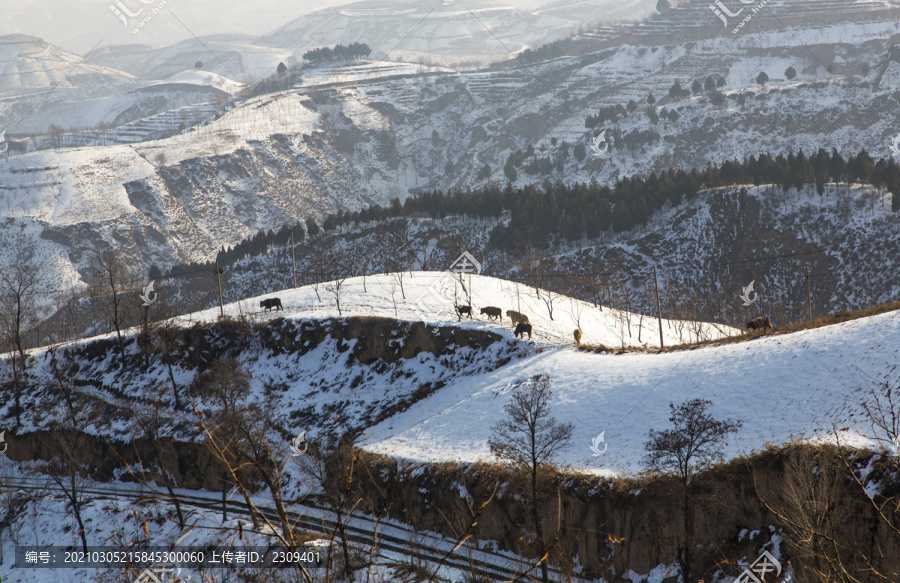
259,296,775,345
455,305,534,339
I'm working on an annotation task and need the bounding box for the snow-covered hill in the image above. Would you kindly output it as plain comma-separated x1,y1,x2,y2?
0,34,133,94
363,303,900,475
150,70,245,95
6,272,893,477
107,183,895,342
171,272,737,348
4,0,900,323
90,37,294,82
255,0,654,68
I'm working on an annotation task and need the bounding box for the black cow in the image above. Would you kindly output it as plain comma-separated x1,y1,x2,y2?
456,305,472,320
746,316,772,333
480,306,502,321
260,297,283,312
514,323,532,339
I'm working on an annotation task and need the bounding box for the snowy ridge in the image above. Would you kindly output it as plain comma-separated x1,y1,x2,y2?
167,272,897,475
10,272,895,476
167,273,739,349
150,70,245,95
3,2,900,339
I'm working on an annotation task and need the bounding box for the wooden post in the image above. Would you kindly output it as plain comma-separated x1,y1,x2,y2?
806,267,812,323
291,226,297,289
215,261,225,319
654,266,664,350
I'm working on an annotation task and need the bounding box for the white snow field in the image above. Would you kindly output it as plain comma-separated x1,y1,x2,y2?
150,272,893,475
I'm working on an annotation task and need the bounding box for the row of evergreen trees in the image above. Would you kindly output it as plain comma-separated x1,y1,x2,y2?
303,43,372,64
164,150,900,277
165,219,320,278
516,38,574,65
319,149,900,248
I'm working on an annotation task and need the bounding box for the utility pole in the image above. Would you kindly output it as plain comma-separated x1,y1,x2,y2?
291,226,297,289
805,267,812,323
654,266,664,350
214,261,225,319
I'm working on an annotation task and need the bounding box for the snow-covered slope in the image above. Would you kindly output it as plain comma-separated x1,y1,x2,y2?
362,306,899,474
0,34,133,94
150,70,245,95
91,37,295,82
254,0,656,67
171,272,737,348
7,272,893,478
4,0,900,320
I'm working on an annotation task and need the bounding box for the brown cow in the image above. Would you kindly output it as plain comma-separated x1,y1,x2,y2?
514,323,532,339
574,329,582,347
260,297,283,312
480,306,502,321
746,316,772,334
506,310,529,326
456,305,472,320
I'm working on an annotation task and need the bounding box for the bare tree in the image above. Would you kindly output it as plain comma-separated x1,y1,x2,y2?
569,296,584,331
44,347,98,554
50,286,85,345
860,375,900,460
0,253,42,429
127,385,186,528
604,283,630,351
153,321,185,410
417,245,436,271
48,124,64,148
324,245,353,316
296,436,362,580
89,249,132,356
644,399,742,583
516,251,559,321
488,374,573,583
764,443,854,583
379,278,400,317
380,220,414,299
306,237,328,302
191,358,315,583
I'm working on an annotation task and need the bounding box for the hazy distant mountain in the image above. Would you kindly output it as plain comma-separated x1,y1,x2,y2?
90,37,295,82
255,0,655,66
3,0,900,307
0,35,245,136
0,34,133,94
